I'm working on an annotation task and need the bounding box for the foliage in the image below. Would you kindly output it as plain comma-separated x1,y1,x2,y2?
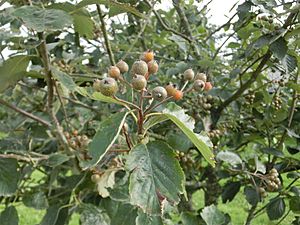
0,0,300,224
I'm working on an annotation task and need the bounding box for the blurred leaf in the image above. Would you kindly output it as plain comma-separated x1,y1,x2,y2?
244,186,259,206
80,204,110,225
136,210,163,225
266,197,285,220
200,205,226,225
270,37,288,60
169,34,187,53
216,151,242,165
23,192,49,210
126,141,185,215
0,206,18,225
290,196,300,214
181,211,201,225
282,54,298,73
0,55,31,92
45,153,69,167
0,158,19,196
81,111,128,169
222,181,241,203
12,6,72,32
261,147,284,157
77,0,145,18
167,132,193,153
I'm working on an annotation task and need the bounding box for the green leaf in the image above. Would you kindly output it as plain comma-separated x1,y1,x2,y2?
167,132,193,153
181,211,201,225
0,55,31,92
290,196,300,214
51,67,78,92
77,0,145,18
101,199,137,225
81,111,128,169
287,82,300,92
23,192,49,210
261,147,284,158
126,141,185,215
161,103,215,167
270,37,288,60
136,211,163,225
12,6,73,32
216,151,242,165
244,186,259,206
222,181,241,203
200,205,226,225
0,158,19,196
40,205,61,225
45,153,69,167
282,54,298,73
73,14,94,39
80,204,110,225
266,197,286,220
0,206,19,225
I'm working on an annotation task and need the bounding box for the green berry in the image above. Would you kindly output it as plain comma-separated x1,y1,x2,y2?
193,80,205,91
152,86,167,101
148,60,159,74
93,79,101,92
116,60,129,73
131,60,148,76
183,68,195,81
99,77,118,96
132,75,147,90
195,73,207,82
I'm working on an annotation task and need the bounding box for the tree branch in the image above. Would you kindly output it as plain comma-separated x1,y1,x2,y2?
96,4,115,65
0,98,51,127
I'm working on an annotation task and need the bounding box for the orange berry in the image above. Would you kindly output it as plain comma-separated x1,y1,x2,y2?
108,66,121,79
165,83,178,97
173,90,183,100
204,82,213,91
141,50,154,62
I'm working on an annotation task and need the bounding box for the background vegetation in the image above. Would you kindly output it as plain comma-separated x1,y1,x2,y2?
0,0,299,224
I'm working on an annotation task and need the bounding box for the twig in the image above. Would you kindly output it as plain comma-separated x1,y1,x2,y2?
144,0,193,43
37,32,71,153
0,153,48,162
245,204,258,225
144,96,173,115
96,4,115,65
0,98,51,127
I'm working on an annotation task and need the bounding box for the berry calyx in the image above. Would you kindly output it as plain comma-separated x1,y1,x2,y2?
116,60,129,73
173,90,184,101
131,74,147,90
108,66,121,79
141,50,154,62
152,86,167,101
165,82,178,97
204,82,213,91
131,60,148,76
183,68,195,81
99,77,118,96
93,79,101,92
147,60,159,75
195,73,207,82
193,80,205,91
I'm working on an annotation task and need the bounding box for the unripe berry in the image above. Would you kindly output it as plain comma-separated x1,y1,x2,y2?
141,50,154,62
131,75,147,90
173,90,183,101
183,69,194,81
193,80,205,91
165,83,178,97
91,174,101,183
99,77,118,96
108,66,121,79
131,60,148,76
152,86,167,101
147,60,159,74
204,82,213,91
116,60,129,73
93,79,101,92
195,73,207,82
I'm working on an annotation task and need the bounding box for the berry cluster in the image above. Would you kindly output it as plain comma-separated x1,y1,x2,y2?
265,168,281,192
64,130,91,150
91,50,213,119
207,129,223,139
245,93,255,105
272,95,282,110
53,60,75,74
175,151,196,172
